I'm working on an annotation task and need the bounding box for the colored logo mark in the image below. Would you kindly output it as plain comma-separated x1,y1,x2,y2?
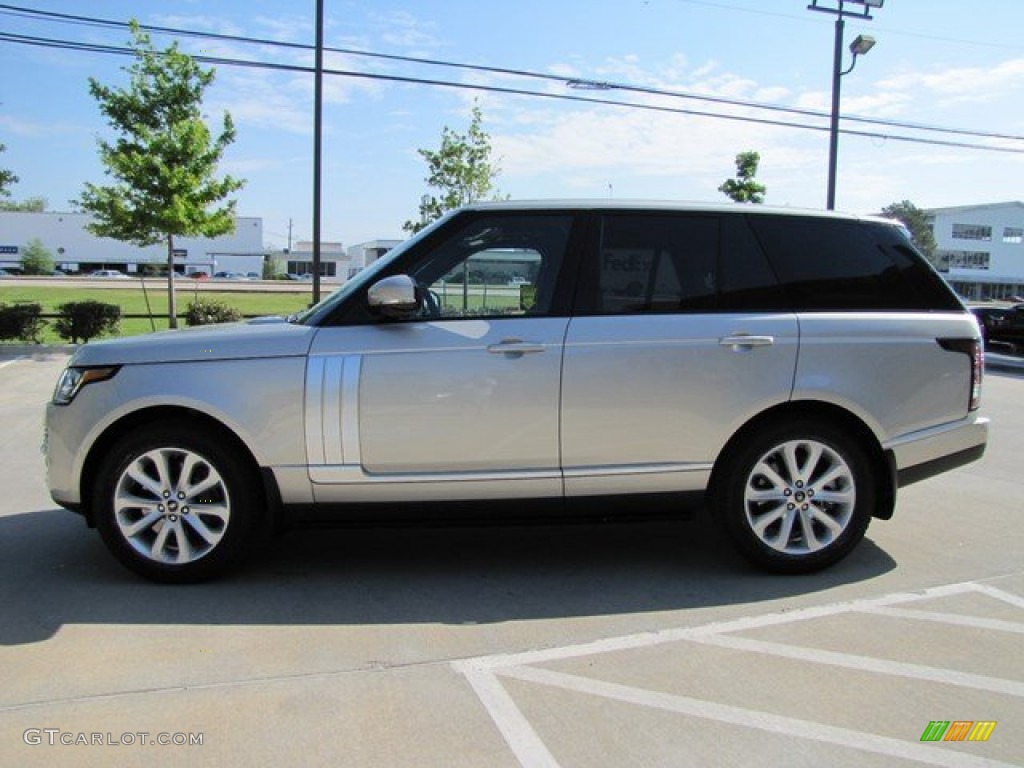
920,721,997,742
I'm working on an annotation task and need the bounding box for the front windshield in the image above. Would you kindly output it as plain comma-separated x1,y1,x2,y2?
291,212,456,325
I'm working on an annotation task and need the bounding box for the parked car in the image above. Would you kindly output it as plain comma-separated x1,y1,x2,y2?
969,306,1009,347
0,268,10,277
974,304,1024,352
90,269,129,279
45,202,988,582
508,276,530,286
212,271,247,280
246,271,261,279
188,271,210,280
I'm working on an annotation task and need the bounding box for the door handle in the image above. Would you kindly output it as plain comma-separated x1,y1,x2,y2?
487,338,545,356
719,334,775,350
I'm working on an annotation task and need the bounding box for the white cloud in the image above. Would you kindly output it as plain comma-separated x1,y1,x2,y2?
150,15,245,37
253,15,313,44
877,59,1024,105
368,10,440,52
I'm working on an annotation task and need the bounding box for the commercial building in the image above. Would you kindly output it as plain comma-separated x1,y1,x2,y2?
925,202,1024,301
0,211,264,275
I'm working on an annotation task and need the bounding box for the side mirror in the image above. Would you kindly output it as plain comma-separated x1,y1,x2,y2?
367,274,421,319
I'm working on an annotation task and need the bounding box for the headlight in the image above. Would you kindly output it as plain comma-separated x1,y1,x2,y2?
52,366,119,405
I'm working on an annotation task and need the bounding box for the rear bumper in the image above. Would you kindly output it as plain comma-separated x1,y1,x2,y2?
885,415,989,488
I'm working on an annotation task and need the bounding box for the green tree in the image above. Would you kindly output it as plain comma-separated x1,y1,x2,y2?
0,196,47,213
262,254,283,280
79,21,244,328
719,151,766,204
403,103,502,234
20,237,55,275
879,200,938,262
0,143,17,199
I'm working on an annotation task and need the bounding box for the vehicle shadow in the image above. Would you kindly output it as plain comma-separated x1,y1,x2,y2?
0,506,897,646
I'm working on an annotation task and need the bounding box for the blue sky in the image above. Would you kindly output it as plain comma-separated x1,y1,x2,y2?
2,0,1024,248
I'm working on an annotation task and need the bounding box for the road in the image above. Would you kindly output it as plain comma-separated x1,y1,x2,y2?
0,348,1021,767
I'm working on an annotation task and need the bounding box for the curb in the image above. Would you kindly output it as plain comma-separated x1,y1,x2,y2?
0,343,78,358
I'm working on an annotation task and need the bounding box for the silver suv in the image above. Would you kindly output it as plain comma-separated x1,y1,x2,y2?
45,202,988,582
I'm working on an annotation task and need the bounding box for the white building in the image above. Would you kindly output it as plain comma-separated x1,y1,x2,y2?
347,239,401,274
280,240,347,281
925,202,1024,300
270,239,402,282
0,211,264,275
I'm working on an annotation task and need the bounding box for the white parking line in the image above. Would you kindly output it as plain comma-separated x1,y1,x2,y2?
498,665,1017,768
455,577,1023,768
691,633,1024,698
971,584,1024,610
458,665,561,768
867,606,1024,635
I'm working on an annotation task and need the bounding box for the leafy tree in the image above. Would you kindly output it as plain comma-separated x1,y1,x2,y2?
0,196,47,212
0,144,43,211
20,237,55,275
879,200,937,261
262,255,283,280
79,21,244,328
404,103,502,234
719,151,766,204
0,143,18,199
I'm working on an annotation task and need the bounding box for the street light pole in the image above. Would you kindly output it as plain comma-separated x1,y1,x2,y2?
809,0,882,210
827,11,845,210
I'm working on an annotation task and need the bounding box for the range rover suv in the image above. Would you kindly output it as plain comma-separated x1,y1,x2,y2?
45,202,988,582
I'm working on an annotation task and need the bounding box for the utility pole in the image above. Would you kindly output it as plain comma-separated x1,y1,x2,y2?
312,0,324,303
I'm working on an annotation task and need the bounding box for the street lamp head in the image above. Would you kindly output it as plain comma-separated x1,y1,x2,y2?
807,0,883,18
849,34,876,56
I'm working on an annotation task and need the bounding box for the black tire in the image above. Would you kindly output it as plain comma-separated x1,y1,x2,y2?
93,423,263,583
716,419,873,574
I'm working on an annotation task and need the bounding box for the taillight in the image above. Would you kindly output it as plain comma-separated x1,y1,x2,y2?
937,338,983,412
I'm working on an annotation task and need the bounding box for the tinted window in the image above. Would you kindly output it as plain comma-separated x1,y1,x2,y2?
575,213,785,314
593,214,718,313
867,222,963,310
719,215,789,311
748,215,947,311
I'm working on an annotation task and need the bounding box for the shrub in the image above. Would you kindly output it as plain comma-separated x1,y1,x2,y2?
185,298,242,326
0,302,46,343
54,301,121,344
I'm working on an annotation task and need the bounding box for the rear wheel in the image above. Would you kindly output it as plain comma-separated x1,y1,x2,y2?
93,424,263,583
717,420,873,573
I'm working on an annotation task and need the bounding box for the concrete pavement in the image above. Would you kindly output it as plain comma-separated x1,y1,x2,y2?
1,348,1021,767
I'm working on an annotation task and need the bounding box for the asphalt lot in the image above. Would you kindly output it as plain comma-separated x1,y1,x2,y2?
0,347,1022,767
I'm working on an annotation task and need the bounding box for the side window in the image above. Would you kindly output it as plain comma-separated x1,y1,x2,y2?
867,222,963,311
719,215,789,311
408,215,572,318
584,214,719,313
748,216,921,311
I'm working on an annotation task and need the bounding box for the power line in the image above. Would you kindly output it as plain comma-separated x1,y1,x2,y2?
2,2,1022,145
2,30,1021,156
1,30,1022,155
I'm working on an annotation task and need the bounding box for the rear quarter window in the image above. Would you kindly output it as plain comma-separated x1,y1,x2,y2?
747,215,960,311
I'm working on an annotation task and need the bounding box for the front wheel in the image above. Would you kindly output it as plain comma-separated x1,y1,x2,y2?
716,420,874,573
93,424,263,583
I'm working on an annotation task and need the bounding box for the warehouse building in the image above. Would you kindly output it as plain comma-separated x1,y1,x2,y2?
0,210,264,276
925,201,1024,301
